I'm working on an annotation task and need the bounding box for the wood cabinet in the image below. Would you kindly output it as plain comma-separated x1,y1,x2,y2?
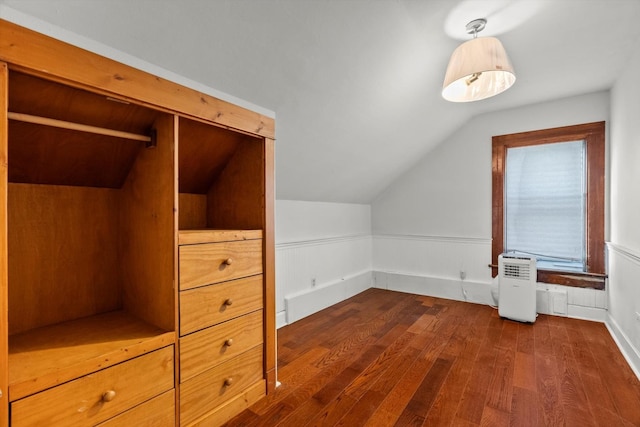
178,231,265,425
0,18,275,427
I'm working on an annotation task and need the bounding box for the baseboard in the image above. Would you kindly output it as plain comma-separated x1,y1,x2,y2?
284,270,372,324
606,313,640,380
276,311,287,329
567,304,607,322
373,271,494,306
374,270,607,322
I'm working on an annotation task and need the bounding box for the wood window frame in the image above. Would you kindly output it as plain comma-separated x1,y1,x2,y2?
491,121,606,290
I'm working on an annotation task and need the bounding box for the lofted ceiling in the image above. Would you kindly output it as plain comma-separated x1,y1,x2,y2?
2,0,640,203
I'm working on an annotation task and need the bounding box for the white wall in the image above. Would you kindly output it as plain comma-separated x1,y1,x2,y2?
372,91,610,319
276,200,371,243
275,200,372,327
607,41,640,377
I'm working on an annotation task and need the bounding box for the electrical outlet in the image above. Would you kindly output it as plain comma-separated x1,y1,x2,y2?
460,270,466,280
311,278,316,287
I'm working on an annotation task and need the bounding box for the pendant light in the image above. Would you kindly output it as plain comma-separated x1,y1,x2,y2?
442,18,515,102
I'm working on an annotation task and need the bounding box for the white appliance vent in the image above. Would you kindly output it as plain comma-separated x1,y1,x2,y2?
503,262,530,280
498,254,537,323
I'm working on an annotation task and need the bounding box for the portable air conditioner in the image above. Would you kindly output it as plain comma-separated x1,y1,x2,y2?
498,254,537,323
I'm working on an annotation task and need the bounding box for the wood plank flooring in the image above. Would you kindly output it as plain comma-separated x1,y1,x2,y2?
225,288,640,426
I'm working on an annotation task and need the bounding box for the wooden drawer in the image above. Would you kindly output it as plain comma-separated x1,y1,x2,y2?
180,345,263,426
11,346,174,427
180,275,263,335
179,239,262,290
185,382,265,427
181,310,263,382
96,389,175,427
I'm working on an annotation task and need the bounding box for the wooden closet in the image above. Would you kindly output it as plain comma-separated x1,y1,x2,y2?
0,19,276,427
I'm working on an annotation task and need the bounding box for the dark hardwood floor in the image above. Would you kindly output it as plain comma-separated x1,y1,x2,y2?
225,288,640,426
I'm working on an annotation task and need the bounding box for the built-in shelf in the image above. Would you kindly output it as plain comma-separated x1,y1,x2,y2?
8,310,174,401
178,229,263,245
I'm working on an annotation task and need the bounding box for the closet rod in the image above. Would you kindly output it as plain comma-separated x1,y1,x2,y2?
8,112,152,142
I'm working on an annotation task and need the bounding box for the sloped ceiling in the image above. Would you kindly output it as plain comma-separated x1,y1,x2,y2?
2,0,640,203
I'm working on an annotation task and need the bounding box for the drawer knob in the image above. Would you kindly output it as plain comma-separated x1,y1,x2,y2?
224,298,233,306
224,377,233,387
102,390,117,402
224,338,234,347
223,258,233,266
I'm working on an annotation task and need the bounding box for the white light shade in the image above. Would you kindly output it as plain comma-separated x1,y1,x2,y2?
442,37,515,102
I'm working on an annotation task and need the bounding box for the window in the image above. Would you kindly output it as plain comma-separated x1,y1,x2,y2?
506,140,586,271
492,122,605,289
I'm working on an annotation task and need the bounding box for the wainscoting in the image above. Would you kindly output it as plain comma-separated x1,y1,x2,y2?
606,243,640,379
276,234,372,327
277,233,609,327
373,234,607,321
373,234,492,286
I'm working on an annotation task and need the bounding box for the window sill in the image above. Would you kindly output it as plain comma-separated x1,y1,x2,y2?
537,269,606,290
489,265,606,290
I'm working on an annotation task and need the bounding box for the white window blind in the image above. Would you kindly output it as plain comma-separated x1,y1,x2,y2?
505,140,586,271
